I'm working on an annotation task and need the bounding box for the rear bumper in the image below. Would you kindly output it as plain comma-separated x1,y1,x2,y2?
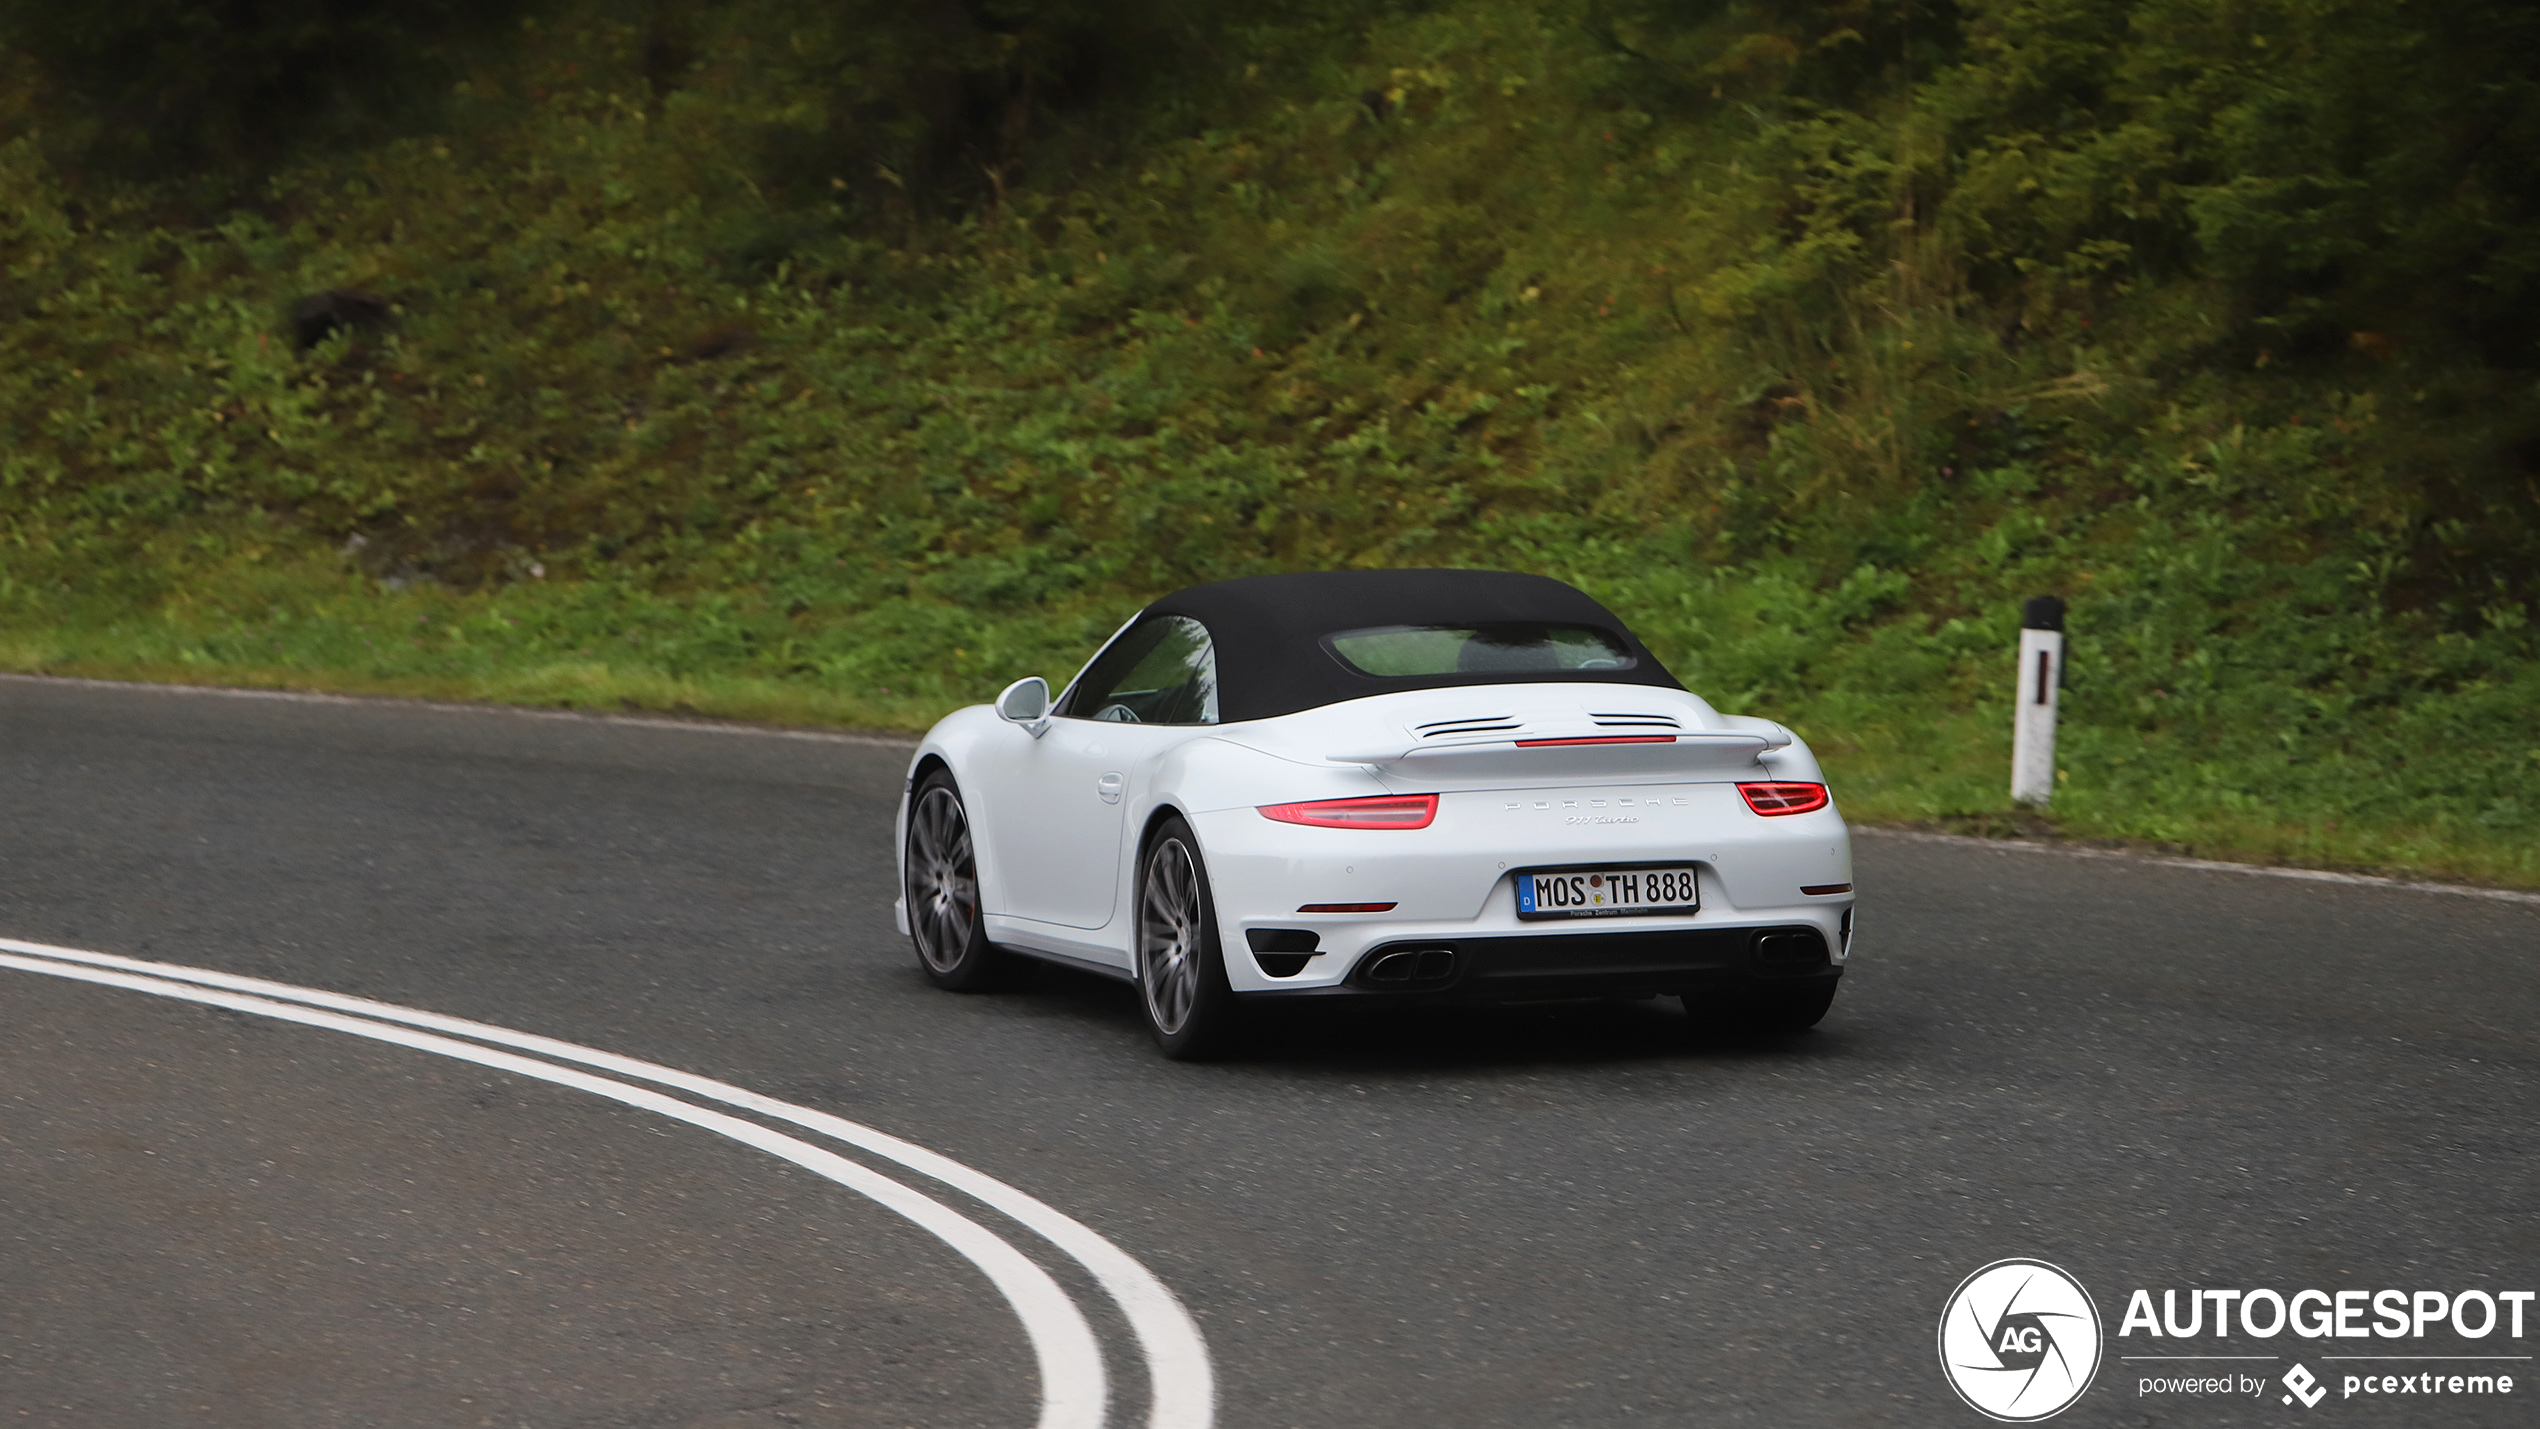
1188,793,1853,994
1235,921,1844,1005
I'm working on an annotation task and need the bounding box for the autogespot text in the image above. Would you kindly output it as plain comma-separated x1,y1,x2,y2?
2119,1287,2533,1341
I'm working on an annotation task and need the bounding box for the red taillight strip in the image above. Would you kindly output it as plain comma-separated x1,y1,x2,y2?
1511,735,1677,747
1800,883,1852,896
1257,794,1440,830
1738,781,1830,816
1298,902,1397,913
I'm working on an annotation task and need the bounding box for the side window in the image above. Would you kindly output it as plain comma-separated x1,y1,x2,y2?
1060,616,1218,725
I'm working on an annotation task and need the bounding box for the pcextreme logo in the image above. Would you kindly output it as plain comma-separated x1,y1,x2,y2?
1939,1259,2105,1421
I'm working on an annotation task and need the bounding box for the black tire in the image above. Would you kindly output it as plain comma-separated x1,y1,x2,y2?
1134,816,1243,1060
904,770,1025,990
1685,978,1838,1036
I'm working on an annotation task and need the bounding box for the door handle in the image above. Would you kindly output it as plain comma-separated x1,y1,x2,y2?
1096,771,1125,804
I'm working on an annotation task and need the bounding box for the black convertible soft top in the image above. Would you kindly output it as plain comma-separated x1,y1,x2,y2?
1128,568,1682,723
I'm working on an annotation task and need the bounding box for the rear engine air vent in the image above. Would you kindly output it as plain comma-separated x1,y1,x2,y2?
1415,715,1521,739
1245,927,1321,978
1589,712,1685,731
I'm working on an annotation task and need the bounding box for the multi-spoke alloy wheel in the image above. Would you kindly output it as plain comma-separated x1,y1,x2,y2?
1138,838,1204,1034
1135,817,1238,1058
905,772,1013,989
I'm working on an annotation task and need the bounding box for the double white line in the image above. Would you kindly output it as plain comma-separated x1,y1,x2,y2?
0,937,1215,1429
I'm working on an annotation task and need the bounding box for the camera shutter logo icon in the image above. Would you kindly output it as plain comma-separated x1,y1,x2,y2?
1938,1259,2104,1421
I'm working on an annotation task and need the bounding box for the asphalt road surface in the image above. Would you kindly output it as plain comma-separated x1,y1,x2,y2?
3,675,2534,1428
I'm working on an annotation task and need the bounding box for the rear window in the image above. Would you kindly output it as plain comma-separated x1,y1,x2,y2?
1322,623,1637,678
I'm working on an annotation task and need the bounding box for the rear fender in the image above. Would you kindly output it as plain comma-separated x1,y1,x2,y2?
1152,736,1395,816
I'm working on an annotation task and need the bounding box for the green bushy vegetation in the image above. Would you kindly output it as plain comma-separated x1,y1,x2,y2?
3,0,2536,883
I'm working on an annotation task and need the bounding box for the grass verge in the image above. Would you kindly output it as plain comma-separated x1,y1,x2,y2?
8,558,2533,892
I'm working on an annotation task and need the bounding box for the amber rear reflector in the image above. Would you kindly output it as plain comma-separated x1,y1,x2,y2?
1801,883,1852,896
1297,902,1398,913
1511,735,1677,747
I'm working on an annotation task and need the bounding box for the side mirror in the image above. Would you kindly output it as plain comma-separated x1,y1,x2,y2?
995,676,1053,738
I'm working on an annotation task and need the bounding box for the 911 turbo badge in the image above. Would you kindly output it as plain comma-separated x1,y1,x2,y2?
1503,795,1687,810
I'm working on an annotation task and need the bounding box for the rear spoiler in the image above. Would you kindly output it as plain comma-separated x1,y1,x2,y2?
1325,728,1788,770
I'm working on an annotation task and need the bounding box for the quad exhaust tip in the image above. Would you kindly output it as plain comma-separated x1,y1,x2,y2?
1750,928,1830,974
1361,946,1459,987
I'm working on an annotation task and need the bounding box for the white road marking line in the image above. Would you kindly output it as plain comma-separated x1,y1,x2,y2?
0,672,918,749
1852,826,2540,908
0,936,1217,1429
0,947,1105,1429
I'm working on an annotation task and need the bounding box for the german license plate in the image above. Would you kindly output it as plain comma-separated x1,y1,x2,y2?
1514,865,1700,920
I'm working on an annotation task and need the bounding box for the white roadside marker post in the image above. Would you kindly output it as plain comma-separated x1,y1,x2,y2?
2011,595,2065,807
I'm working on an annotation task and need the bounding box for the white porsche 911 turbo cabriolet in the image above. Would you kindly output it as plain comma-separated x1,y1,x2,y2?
895,569,1854,1058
